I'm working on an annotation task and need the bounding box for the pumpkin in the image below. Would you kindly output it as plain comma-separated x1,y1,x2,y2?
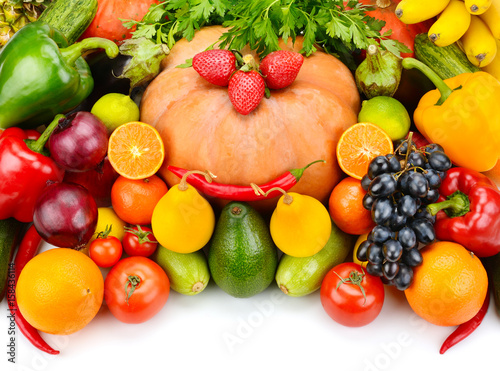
80,0,159,44
140,26,360,212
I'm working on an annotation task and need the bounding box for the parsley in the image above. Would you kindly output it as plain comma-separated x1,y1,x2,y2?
124,0,410,69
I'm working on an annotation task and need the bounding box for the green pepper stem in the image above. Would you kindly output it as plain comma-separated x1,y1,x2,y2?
401,57,453,105
426,190,470,218
26,114,65,154
289,159,326,182
60,37,119,66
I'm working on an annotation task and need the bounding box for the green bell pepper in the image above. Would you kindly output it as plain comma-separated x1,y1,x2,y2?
0,21,119,129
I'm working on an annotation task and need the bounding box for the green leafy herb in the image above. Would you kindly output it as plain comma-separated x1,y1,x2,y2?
124,0,410,69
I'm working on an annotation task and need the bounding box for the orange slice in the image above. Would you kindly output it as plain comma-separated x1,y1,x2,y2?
336,122,394,179
108,121,165,180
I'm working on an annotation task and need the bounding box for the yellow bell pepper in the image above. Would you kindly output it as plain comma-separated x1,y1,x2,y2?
402,58,500,172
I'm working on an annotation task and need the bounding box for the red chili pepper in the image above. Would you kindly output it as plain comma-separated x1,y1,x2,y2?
0,115,65,223
439,289,490,354
427,167,500,257
167,160,325,201
7,225,59,355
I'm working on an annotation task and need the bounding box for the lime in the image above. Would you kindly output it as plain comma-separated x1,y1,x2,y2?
357,96,411,141
91,93,140,133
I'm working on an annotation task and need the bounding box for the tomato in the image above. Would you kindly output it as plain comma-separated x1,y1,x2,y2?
89,234,123,268
320,262,385,327
122,225,158,257
104,256,170,324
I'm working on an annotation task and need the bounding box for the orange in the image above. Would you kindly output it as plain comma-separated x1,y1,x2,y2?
336,122,394,179
328,177,375,235
111,174,168,225
16,248,104,335
405,241,488,327
107,121,165,180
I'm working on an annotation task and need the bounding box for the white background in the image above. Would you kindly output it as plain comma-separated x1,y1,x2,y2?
2,241,500,371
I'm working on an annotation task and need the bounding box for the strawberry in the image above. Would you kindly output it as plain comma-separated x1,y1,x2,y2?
228,70,266,115
192,49,237,87
259,50,304,90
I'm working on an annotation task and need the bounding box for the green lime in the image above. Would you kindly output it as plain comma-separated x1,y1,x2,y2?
357,96,411,141
91,93,140,133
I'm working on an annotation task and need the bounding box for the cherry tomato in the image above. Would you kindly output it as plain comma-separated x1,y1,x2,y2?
122,225,158,257
320,262,384,327
104,256,170,324
89,234,123,268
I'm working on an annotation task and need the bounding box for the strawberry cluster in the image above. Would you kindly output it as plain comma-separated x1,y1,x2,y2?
192,49,304,115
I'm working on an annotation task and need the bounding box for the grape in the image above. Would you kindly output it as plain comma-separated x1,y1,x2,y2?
408,152,426,168
393,263,413,291
368,156,390,179
356,240,370,262
394,139,416,155
401,248,423,267
422,188,440,204
383,261,400,280
371,198,394,224
383,239,403,262
366,262,384,277
398,172,411,194
423,143,444,154
414,208,436,223
410,218,436,244
369,173,397,198
428,151,452,171
398,195,418,217
397,227,417,250
361,174,371,191
362,193,376,211
367,243,384,264
386,154,402,172
385,210,407,231
407,172,428,198
368,225,393,244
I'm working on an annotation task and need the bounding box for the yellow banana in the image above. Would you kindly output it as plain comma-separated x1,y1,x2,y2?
479,0,500,38
465,0,493,14
461,15,497,67
428,1,471,47
481,39,500,79
395,0,451,24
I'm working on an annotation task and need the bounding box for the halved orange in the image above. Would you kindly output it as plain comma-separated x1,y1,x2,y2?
336,122,394,179
108,122,165,180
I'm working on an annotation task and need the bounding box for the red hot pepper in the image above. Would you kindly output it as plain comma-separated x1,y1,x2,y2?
167,160,325,201
0,115,65,223
8,224,59,355
427,167,500,257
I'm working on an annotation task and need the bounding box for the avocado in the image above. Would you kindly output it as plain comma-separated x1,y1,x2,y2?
208,201,278,298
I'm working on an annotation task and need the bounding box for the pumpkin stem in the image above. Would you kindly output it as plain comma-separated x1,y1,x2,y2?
376,0,392,9
251,184,294,205
179,170,216,191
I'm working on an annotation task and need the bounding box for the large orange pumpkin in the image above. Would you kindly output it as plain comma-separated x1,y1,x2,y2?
140,26,360,212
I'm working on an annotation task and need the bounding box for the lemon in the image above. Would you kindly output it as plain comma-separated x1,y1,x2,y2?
85,208,126,251
91,93,140,133
353,233,369,268
357,96,411,141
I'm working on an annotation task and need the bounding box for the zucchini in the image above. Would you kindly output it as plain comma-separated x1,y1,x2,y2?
275,220,354,297
152,246,210,296
0,219,24,301
38,0,98,45
414,33,480,79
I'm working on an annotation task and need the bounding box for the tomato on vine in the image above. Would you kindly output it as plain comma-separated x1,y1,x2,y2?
122,225,158,257
89,225,123,268
320,262,385,327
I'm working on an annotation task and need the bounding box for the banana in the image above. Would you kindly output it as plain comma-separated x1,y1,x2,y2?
428,1,471,47
479,0,500,38
481,39,500,79
395,0,451,24
461,15,497,67
465,0,493,14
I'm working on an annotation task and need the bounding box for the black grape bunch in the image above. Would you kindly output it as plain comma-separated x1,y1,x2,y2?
356,134,453,291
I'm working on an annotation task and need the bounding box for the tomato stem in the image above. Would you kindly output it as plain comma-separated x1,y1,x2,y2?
124,225,157,244
125,275,141,305
334,269,367,305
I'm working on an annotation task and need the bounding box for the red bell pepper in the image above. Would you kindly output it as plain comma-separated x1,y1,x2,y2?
427,167,500,257
0,127,41,141
0,115,65,223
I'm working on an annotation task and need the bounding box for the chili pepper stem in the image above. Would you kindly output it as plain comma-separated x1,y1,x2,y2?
289,159,326,182
60,37,119,66
178,170,216,191
25,114,65,154
401,58,453,105
427,190,471,218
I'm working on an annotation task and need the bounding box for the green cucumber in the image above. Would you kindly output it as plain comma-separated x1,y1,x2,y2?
0,219,24,301
38,0,98,45
414,33,480,80
275,219,354,297
152,246,210,295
